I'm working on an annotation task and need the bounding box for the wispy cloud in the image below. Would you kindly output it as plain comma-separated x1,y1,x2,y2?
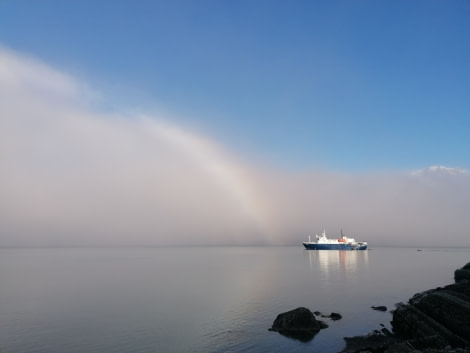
1,48,469,247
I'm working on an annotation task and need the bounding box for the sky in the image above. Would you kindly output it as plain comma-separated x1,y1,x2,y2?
0,1,469,247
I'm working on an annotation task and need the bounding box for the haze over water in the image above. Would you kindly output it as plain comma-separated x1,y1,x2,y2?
1,246,468,353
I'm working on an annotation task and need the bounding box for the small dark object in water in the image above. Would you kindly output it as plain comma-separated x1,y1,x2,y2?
330,312,342,320
371,306,387,311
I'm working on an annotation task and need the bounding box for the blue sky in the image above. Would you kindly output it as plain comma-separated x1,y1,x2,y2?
1,0,469,172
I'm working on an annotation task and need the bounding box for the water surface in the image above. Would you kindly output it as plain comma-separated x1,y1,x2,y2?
0,246,468,353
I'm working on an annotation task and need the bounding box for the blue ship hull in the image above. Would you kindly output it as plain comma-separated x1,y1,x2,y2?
303,243,367,251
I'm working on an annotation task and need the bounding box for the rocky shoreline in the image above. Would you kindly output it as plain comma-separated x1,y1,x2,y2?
269,262,470,353
339,262,470,353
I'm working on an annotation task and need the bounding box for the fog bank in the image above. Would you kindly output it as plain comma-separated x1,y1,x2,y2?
1,48,469,248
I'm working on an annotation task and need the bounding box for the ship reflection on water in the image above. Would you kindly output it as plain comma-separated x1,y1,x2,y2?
306,249,369,279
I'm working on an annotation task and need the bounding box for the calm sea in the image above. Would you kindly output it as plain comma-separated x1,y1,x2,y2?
1,246,469,353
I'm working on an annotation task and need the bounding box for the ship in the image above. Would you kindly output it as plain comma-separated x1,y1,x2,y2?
302,229,367,250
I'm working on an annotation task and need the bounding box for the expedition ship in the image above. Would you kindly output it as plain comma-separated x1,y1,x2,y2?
302,230,367,250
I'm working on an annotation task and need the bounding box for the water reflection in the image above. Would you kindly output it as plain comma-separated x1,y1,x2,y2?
306,250,369,277
273,329,318,342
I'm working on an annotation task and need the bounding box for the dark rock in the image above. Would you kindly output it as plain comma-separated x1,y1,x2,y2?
391,267,470,350
340,262,470,353
269,307,326,342
341,329,399,353
371,306,387,311
269,307,322,332
392,284,470,349
316,311,342,321
331,312,342,320
455,262,470,284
